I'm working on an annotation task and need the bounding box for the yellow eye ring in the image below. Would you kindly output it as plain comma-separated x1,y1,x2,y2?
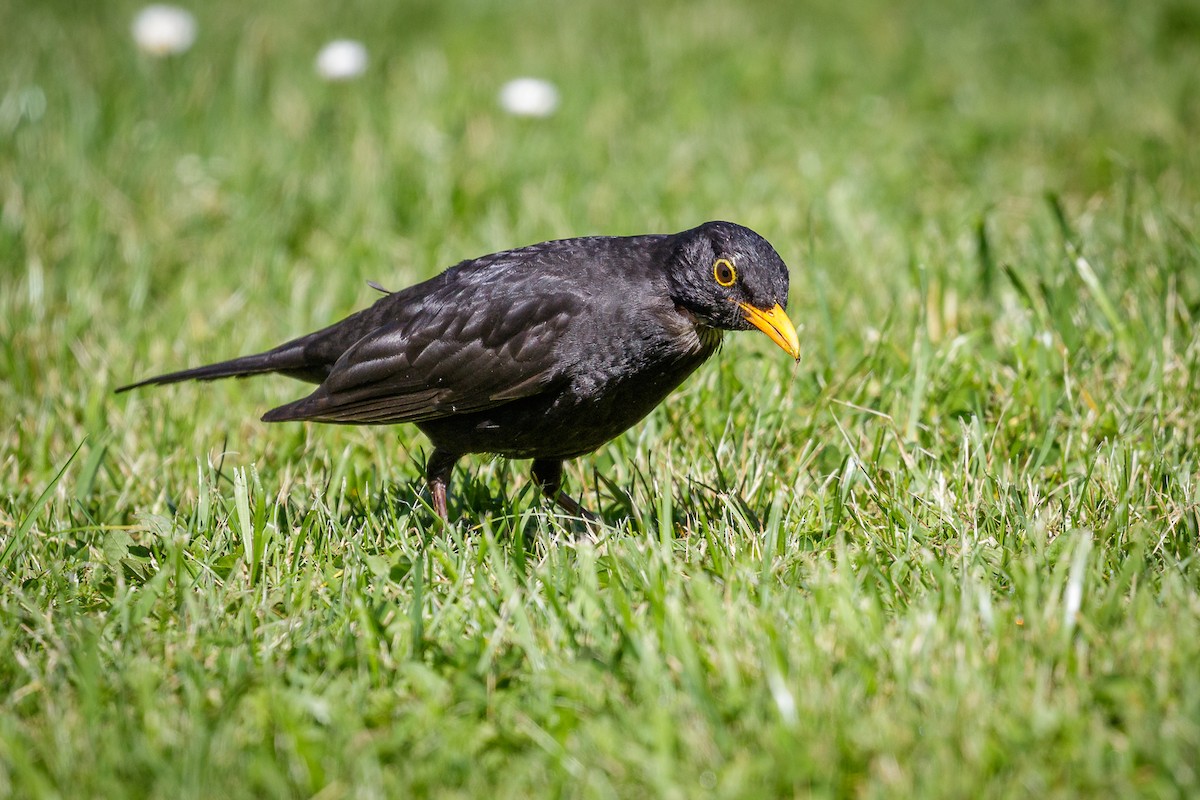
713,258,737,287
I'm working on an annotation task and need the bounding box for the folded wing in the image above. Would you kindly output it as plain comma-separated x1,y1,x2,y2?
262,288,581,424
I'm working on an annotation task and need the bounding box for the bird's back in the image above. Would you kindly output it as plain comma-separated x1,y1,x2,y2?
260,233,695,430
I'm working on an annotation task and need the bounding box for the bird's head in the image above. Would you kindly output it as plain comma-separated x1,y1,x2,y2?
667,221,800,360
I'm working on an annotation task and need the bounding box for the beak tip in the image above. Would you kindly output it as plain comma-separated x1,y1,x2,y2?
738,301,801,362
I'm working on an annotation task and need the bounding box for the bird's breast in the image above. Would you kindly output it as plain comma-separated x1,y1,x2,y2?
416,305,721,459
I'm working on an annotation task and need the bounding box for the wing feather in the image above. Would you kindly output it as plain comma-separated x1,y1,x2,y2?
262,284,581,425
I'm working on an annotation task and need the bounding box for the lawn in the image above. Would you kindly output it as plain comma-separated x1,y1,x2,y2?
2,0,1199,796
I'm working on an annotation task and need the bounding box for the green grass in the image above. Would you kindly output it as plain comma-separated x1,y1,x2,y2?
3,0,1200,796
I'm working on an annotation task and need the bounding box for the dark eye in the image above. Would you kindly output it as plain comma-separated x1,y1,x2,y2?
713,258,736,287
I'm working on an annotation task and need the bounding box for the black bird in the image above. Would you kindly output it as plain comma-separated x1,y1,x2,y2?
119,221,800,520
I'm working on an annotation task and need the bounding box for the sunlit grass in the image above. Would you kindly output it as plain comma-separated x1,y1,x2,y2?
2,0,1199,796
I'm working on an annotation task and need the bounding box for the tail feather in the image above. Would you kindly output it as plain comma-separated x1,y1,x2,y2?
117,289,403,395
116,348,308,393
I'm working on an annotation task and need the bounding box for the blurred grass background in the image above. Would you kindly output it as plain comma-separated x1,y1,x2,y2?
2,0,1200,797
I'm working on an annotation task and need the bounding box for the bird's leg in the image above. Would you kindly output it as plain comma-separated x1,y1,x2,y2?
531,459,599,523
426,449,460,520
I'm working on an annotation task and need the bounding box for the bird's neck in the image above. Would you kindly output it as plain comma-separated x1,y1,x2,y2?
671,303,725,356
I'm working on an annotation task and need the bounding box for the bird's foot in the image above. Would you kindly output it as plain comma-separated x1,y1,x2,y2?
430,479,449,520
531,458,602,536
425,449,460,522
551,490,599,523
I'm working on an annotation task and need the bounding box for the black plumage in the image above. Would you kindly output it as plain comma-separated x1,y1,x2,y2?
119,221,800,519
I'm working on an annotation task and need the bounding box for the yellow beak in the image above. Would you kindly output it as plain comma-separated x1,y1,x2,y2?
737,302,800,360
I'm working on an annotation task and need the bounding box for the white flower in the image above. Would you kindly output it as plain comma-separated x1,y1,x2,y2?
498,78,559,117
131,5,197,57
316,40,368,81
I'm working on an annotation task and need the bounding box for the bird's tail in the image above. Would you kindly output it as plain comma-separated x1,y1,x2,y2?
115,346,309,394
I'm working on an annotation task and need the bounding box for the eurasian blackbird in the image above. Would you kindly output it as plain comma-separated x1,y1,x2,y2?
119,221,800,519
